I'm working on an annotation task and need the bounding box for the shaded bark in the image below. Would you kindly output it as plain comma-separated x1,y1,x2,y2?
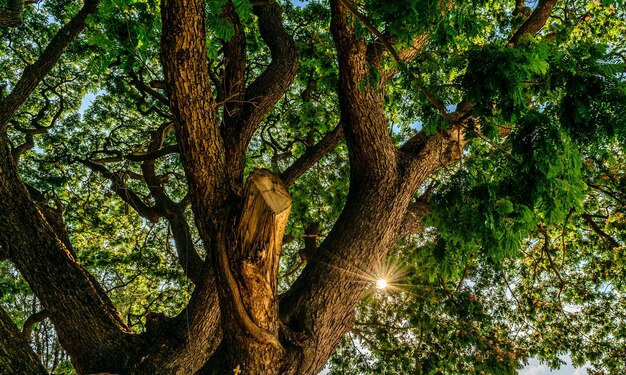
223,1,299,190
0,306,47,375
0,132,134,373
281,125,345,186
508,0,559,46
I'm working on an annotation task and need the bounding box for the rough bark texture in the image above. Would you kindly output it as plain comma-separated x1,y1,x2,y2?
508,0,558,46
212,169,291,373
0,132,134,373
0,306,47,375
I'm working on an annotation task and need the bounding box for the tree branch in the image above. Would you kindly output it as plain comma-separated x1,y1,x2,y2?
0,0,99,129
280,124,344,186
161,0,227,242
508,0,559,46
224,1,299,189
329,0,397,180
80,158,163,222
581,213,620,249
22,310,48,341
0,132,133,374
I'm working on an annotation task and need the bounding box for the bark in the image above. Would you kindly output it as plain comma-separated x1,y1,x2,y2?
508,0,559,46
133,270,222,374
281,125,345,186
0,132,134,373
0,306,47,375
0,0,99,129
1,1,566,374
223,1,299,190
276,2,468,374
161,0,227,242
211,169,291,373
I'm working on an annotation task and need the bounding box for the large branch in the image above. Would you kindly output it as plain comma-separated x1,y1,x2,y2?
508,0,559,46
0,0,99,130
223,1,299,188
329,0,397,181
220,0,247,125
161,0,227,239
0,132,133,373
0,306,47,375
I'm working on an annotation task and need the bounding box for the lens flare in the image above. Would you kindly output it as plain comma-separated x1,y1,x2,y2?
376,278,388,289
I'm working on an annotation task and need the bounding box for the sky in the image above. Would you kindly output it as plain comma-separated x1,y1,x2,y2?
521,357,588,375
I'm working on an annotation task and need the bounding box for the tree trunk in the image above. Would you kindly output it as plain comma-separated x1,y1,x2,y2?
0,132,134,373
208,169,291,374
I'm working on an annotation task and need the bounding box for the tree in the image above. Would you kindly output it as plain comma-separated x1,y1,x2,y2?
0,0,625,373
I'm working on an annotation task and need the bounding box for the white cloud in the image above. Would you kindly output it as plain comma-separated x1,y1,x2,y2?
520,364,550,375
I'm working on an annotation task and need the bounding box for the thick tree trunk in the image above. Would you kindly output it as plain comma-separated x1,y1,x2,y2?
0,132,134,373
209,169,291,374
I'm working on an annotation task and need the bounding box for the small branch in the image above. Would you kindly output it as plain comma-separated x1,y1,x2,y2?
22,310,48,340
337,0,400,62
581,213,620,249
280,124,344,185
538,225,565,290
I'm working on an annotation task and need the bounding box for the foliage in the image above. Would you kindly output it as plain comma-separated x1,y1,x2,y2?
1,0,625,374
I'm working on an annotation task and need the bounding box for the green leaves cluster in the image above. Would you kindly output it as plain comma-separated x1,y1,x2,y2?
426,111,586,278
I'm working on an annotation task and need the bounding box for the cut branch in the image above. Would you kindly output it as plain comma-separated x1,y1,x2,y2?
215,169,290,371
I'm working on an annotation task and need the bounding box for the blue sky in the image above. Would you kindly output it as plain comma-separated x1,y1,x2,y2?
521,357,588,375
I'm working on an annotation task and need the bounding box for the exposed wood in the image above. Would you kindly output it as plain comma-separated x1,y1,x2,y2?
215,169,291,373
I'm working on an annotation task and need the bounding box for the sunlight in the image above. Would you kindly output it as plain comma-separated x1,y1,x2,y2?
376,278,388,289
